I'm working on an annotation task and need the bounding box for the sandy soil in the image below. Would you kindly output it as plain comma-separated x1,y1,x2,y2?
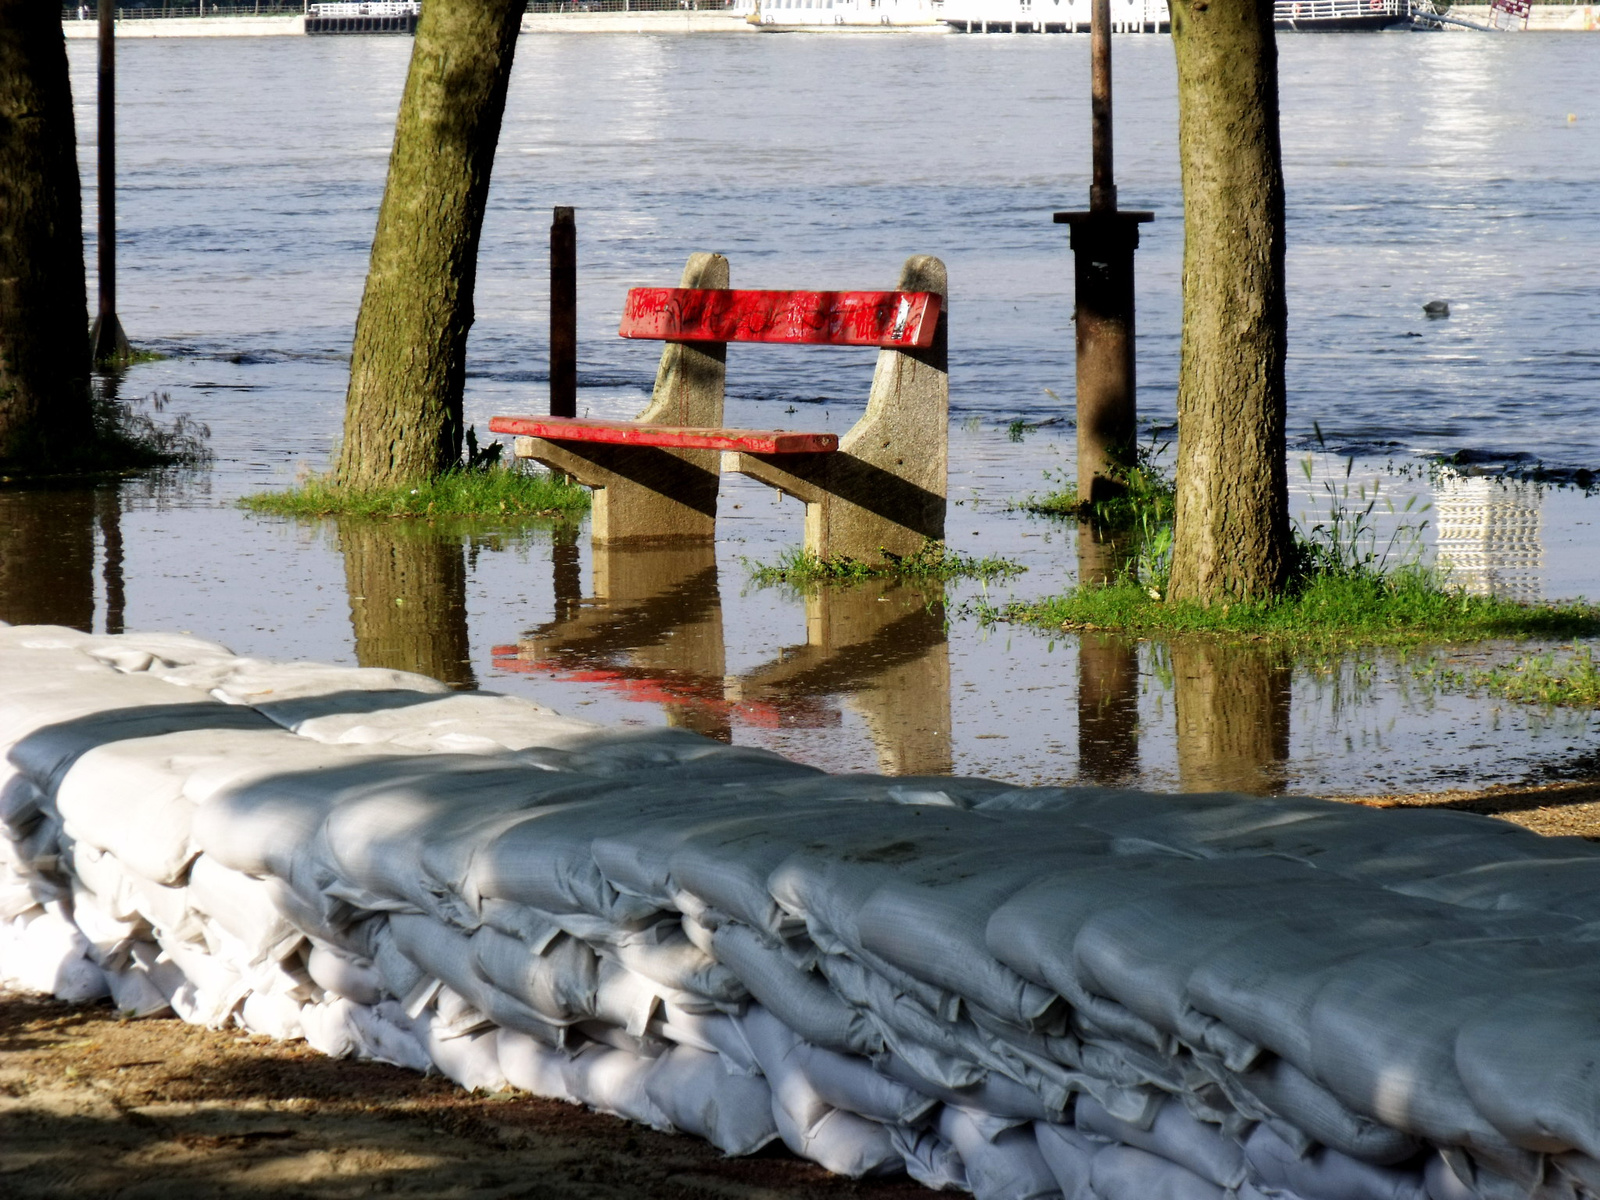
8,781,1599,1199
0,992,929,1200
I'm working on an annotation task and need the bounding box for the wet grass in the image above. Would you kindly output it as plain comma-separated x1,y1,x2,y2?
1418,643,1600,708
1003,569,1600,649
240,464,590,520
747,541,1027,586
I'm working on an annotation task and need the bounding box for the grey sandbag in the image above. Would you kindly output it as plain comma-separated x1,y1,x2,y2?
387,914,566,1045
305,944,382,1005
1232,1054,1422,1165
1243,1124,1430,1200
470,924,598,1024
1033,1121,1097,1199
1394,856,1600,923
1088,1143,1226,1200
787,1038,938,1126
710,922,877,1055
938,1107,1063,1200
1075,1094,1246,1188
1303,939,1590,1152
1454,981,1600,1160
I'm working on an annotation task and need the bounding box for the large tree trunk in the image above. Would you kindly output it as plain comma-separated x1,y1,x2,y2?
335,0,525,490
1166,0,1290,603
0,2,92,469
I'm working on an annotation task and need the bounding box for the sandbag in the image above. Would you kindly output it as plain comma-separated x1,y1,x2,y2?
644,1044,780,1155
938,1107,1062,1200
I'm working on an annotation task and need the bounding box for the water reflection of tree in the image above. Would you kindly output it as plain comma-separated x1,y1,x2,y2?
1077,633,1140,785
1170,638,1290,794
0,485,105,630
338,520,475,689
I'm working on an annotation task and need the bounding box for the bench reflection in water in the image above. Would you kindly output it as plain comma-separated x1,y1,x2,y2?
493,539,953,777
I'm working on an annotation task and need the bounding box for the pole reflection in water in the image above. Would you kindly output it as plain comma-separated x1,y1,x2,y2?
1170,639,1291,794
496,546,953,774
1077,632,1140,785
0,485,107,631
338,520,476,689
1076,519,1133,588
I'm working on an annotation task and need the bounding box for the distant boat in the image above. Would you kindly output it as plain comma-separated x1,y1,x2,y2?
941,0,1414,31
305,1,419,35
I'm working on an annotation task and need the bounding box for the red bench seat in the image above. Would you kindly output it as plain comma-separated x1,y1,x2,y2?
488,415,836,455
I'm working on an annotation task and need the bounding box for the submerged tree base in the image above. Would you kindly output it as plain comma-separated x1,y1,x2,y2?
241,465,590,520
1004,571,1600,649
748,541,1026,587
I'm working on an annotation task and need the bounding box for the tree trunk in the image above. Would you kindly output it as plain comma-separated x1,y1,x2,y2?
335,0,525,490
0,2,92,468
1166,0,1290,603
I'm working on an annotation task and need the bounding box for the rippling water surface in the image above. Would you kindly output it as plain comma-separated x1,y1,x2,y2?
3,30,1594,795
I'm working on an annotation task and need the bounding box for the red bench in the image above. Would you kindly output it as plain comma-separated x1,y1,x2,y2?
491,252,948,563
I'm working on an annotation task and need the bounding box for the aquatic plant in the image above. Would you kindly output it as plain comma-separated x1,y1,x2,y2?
241,460,589,520
746,540,1026,586
1417,642,1600,708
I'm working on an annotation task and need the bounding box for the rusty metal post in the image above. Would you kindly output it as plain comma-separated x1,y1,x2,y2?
1056,0,1149,506
550,206,577,418
89,1,130,365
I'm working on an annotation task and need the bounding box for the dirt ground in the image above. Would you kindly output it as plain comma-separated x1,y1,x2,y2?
7,781,1600,1200
0,992,932,1200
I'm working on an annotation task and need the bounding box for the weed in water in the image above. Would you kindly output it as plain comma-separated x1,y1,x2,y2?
1417,642,1600,708
1017,431,1175,530
746,540,1027,587
1005,569,1600,649
241,461,589,520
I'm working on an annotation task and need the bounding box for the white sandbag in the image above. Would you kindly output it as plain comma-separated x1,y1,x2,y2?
1089,1143,1225,1200
289,690,599,754
788,1038,938,1126
239,988,306,1041
600,928,745,1007
305,943,383,1005
1076,1094,1247,1188
422,1018,508,1092
938,1107,1062,1200
188,854,302,965
592,958,668,1037
560,1040,671,1129
878,1053,1058,1126
1033,1121,1096,1199
0,903,105,1001
1243,1123,1430,1200
159,936,249,1027
498,1027,571,1098
155,658,449,718
643,1043,780,1154
107,940,184,1016
300,996,363,1058
1230,1054,1423,1166
69,880,147,966
348,1000,433,1072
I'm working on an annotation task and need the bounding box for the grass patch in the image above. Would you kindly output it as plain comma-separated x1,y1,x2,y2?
1003,569,1600,649
1418,643,1600,707
240,463,590,520
1016,433,1175,528
747,540,1026,586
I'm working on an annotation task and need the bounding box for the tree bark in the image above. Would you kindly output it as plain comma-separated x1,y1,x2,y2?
335,0,525,490
1166,0,1290,602
0,2,92,468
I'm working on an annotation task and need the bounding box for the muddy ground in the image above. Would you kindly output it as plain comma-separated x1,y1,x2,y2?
5,784,1598,1200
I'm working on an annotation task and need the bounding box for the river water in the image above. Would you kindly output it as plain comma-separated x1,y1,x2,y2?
3,30,1596,795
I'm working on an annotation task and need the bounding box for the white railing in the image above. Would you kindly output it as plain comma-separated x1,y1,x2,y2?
308,1,419,15
1273,0,1409,20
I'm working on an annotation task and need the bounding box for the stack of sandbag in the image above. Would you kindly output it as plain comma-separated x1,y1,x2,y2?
6,623,1600,1200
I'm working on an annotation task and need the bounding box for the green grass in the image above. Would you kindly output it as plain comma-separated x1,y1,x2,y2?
747,540,1027,586
1418,643,1600,707
240,464,590,520
1016,434,1176,528
1003,568,1600,649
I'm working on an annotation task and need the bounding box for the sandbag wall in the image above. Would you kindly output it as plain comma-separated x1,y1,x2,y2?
5,624,1600,1200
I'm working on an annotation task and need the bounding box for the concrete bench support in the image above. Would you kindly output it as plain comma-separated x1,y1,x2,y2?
514,253,730,544
724,255,948,564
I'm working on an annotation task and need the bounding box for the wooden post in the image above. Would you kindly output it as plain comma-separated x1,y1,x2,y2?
1056,1,1148,506
550,206,576,418
89,1,130,365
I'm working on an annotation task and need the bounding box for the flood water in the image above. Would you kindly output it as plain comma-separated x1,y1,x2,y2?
2,31,1597,796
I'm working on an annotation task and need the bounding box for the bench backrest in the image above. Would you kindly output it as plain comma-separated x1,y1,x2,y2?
619,287,941,349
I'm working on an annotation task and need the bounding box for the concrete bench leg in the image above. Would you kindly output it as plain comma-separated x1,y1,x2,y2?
725,255,947,564
514,252,729,544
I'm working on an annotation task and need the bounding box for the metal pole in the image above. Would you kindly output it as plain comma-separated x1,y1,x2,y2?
549,206,577,419
90,2,130,364
1089,0,1115,213
1054,1,1149,509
